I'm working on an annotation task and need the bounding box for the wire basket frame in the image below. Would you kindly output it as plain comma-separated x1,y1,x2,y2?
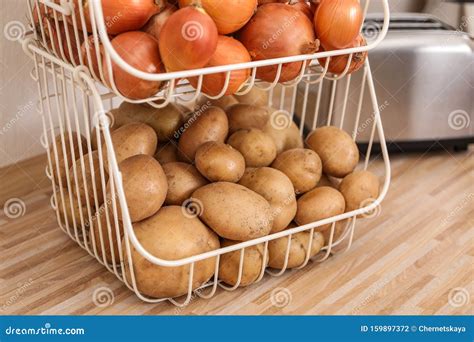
20,0,392,305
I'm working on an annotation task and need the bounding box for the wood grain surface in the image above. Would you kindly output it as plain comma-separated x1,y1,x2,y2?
0,147,472,315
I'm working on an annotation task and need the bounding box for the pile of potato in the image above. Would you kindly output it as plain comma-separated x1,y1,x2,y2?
51,87,380,299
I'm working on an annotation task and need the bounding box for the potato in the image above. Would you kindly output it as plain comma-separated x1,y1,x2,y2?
111,154,168,222
192,182,273,241
271,148,322,194
178,106,229,161
123,206,220,299
91,123,116,151
104,122,157,167
239,167,296,233
50,132,87,187
91,205,123,264
227,129,277,167
316,174,336,188
226,104,271,134
111,102,185,141
219,240,267,287
263,119,303,154
163,162,208,205
306,126,359,178
56,190,88,227
197,95,238,111
69,150,108,205
322,220,348,244
195,142,245,182
339,170,380,212
268,223,325,269
154,142,179,165
234,86,269,106
295,186,345,229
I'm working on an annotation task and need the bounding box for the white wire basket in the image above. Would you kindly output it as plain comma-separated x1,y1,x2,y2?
21,0,391,306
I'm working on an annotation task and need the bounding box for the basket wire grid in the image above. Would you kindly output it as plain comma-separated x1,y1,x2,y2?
21,0,391,306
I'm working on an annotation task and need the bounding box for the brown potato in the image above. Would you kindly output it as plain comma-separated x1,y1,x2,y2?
197,95,238,111
111,154,168,222
123,206,220,299
178,106,229,161
227,104,271,134
306,126,359,178
91,205,123,264
163,162,208,205
234,86,269,106
69,150,108,205
112,102,185,141
195,142,245,182
192,182,273,241
268,223,325,269
295,186,345,229
322,219,349,244
272,148,322,194
104,122,157,167
263,119,303,154
316,174,338,188
219,240,267,287
227,129,277,167
154,142,179,165
239,167,296,233
91,123,116,151
56,189,88,228
339,170,380,212
50,132,87,187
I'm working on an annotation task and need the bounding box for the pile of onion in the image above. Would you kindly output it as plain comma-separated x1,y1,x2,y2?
72,0,166,34
42,18,83,65
238,3,318,83
318,34,367,74
314,0,363,50
159,6,218,71
81,35,107,78
188,36,251,96
104,31,164,99
179,0,257,35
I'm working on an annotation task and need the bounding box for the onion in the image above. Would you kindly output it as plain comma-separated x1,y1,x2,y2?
72,0,166,34
81,35,106,78
314,0,363,50
159,6,218,72
289,0,318,21
179,0,257,34
142,4,177,40
238,3,318,83
318,35,367,74
188,36,251,96
104,31,164,100
42,17,83,65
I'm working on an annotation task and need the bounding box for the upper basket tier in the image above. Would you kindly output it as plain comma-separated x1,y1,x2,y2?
26,0,390,107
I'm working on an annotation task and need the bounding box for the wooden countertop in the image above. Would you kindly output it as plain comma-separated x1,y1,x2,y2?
0,148,472,315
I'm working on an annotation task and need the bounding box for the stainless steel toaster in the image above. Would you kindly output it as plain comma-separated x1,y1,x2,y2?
298,13,474,152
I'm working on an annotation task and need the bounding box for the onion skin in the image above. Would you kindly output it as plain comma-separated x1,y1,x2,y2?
188,36,251,96
72,0,166,34
238,3,318,83
42,18,83,65
159,6,218,71
81,35,105,78
318,35,367,74
314,0,363,50
142,4,177,39
104,31,164,100
179,0,257,35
